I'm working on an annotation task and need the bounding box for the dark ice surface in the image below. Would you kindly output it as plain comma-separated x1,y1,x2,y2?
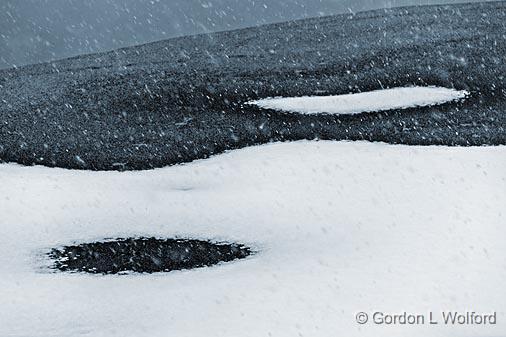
0,1,505,170
49,238,252,274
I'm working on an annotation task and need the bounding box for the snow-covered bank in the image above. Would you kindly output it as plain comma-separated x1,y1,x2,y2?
248,87,469,115
0,141,504,337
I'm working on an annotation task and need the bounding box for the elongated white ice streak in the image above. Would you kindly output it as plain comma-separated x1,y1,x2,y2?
248,86,469,115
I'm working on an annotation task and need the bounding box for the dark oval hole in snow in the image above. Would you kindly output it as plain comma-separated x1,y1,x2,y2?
49,238,252,274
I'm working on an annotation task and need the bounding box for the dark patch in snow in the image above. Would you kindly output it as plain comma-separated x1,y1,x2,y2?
49,238,252,274
0,1,505,170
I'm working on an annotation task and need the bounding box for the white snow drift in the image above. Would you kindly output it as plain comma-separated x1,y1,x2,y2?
248,86,469,115
0,141,504,337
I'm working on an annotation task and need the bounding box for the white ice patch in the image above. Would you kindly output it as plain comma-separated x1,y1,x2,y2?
248,86,469,115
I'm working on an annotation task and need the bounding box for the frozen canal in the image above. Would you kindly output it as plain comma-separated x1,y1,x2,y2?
0,1,505,336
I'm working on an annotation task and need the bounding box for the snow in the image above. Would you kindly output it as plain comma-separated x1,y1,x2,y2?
0,141,505,337
247,87,469,115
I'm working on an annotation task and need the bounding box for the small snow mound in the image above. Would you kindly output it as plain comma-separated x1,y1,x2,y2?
247,86,469,115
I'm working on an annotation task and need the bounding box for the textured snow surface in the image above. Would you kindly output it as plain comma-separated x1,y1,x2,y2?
248,87,469,115
0,141,504,337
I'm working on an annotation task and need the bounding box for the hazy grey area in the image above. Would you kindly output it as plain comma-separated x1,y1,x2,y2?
0,0,493,69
